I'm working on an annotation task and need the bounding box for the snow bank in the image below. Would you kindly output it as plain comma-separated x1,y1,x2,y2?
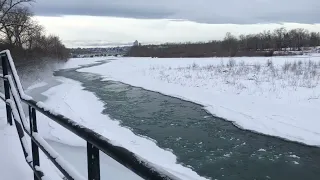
36,77,206,180
60,57,110,69
78,56,320,147
26,82,48,91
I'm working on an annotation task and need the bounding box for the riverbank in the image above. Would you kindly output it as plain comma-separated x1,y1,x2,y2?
78,55,320,147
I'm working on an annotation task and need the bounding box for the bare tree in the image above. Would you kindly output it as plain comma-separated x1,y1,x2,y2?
127,27,320,58
0,0,33,26
273,27,287,50
310,32,320,48
23,21,43,49
1,6,32,47
223,32,238,55
0,0,69,60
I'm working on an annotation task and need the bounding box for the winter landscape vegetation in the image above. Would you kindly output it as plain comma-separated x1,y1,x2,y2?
1,0,320,180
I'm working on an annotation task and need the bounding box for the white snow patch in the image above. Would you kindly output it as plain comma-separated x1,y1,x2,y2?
26,82,48,91
258,149,267,152
223,152,232,157
60,57,108,69
289,155,300,159
292,161,299,165
78,56,320,146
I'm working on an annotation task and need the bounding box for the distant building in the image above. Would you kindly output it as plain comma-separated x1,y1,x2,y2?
133,40,139,46
69,46,131,57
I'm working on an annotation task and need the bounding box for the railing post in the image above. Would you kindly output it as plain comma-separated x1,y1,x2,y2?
87,142,100,180
30,106,40,180
2,54,12,125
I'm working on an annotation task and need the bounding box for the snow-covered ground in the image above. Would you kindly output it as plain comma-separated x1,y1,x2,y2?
79,55,320,147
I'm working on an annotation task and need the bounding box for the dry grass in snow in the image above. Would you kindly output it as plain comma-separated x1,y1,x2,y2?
147,59,320,99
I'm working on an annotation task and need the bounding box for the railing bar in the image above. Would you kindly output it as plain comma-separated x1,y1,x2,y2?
30,133,76,180
13,118,30,161
20,114,81,180
9,110,44,179
9,89,30,132
2,54,12,125
14,118,44,180
6,99,84,180
30,107,41,180
3,50,23,97
1,96,81,180
87,142,100,180
5,77,73,179
25,99,178,180
7,75,28,126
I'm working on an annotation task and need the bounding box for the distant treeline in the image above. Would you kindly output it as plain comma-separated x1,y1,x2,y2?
126,28,320,57
0,0,69,62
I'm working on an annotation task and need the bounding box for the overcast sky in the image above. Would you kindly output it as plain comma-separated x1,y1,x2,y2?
31,0,320,47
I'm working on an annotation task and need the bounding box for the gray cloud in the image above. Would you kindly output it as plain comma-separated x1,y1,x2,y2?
32,0,320,24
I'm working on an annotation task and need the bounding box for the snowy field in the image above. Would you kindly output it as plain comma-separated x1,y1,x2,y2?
79,55,320,147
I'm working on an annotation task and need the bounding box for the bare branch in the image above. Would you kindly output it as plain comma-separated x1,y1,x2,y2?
0,0,34,23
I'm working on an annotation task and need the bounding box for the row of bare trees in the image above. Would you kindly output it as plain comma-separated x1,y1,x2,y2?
127,28,320,58
0,0,69,60
226,28,320,53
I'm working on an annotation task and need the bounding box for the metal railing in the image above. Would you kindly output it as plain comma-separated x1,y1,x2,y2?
0,50,179,180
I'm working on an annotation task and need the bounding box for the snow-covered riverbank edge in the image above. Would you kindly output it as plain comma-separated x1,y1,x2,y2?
79,56,320,147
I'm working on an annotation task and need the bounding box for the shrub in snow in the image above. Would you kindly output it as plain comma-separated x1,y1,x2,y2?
227,58,236,68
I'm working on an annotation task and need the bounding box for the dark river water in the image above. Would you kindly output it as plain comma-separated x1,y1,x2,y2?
53,62,320,180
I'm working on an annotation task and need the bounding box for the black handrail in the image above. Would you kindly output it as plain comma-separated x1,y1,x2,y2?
0,50,179,180
0,56,85,179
